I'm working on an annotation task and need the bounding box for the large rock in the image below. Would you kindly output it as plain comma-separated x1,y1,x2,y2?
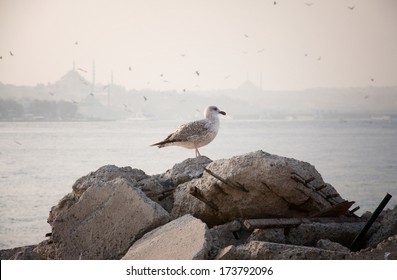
348,234,397,260
365,205,397,248
248,222,365,247
0,245,42,260
47,165,150,225
172,151,346,226
216,241,348,260
35,165,170,260
138,157,212,212
122,214,212,260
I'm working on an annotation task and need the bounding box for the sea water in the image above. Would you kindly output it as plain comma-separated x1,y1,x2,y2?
0,119,396,249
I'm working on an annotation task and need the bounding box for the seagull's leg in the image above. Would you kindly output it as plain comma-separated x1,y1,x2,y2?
195,147,201,157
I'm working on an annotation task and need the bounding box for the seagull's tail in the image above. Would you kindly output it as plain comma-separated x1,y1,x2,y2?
150,140,173,148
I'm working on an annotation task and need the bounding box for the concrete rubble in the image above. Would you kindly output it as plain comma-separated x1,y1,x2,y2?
1,151,396,260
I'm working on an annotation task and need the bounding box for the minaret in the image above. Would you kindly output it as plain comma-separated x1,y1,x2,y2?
107,71,113,110
91,60,96,94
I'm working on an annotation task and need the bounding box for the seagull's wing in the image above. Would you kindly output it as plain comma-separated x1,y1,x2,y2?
151,119,210,147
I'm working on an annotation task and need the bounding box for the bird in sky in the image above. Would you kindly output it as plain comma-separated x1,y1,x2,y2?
77,68,87,73
9,51,14,56
305,3,313,7
143,96,147,101
151,106,226,157
129,66,132,71
348,6,355,10
195,70,200,76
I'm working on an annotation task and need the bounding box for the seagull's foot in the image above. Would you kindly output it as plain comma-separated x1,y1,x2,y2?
195,148,201,157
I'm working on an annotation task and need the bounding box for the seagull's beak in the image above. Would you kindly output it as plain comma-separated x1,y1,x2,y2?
219,110,226,115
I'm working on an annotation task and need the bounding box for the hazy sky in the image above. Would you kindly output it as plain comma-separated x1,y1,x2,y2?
1,0,397,91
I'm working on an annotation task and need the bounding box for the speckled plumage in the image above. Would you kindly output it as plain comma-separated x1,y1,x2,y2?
151,106,226,157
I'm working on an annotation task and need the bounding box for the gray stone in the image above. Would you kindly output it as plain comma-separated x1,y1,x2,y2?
37,177,169,259
215,241,348,260
0,245,42,260
209,220,250,257
247,221,364,248
172,151,346,226
122,214,211,260
48,165,149,225
248,228,286,244
348,234,397,260
366,205,397,248
316,239,351,253
138,156,212,212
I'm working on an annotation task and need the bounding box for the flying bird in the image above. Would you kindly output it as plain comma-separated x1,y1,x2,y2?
195,70,200,76
143,96,147,101
244,34,249,38
151,106,226,157
305,3,313,6
9,51,14,56
74,41,78,45
348,6,355,10
77,68,87,73
129,66,132,71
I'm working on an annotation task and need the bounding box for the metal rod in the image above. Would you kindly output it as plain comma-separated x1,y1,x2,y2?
350,193,392,251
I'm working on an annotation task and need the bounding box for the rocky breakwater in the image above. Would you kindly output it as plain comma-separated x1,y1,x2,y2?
1,150,396,260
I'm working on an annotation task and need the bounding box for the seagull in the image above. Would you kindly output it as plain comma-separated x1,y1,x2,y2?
9,51,14,56
195,70,200,76
305,3,313,6
151,106,226,157
348,6,355,10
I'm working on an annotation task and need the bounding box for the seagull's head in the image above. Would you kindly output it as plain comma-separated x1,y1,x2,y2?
205,105,226,119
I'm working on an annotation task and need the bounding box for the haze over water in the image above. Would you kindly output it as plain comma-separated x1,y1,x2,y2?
1,0,397,250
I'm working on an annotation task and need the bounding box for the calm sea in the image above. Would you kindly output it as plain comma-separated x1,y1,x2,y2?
1,119,396,249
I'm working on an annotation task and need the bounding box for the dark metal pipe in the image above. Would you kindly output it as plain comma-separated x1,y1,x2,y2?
350,193,392,252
